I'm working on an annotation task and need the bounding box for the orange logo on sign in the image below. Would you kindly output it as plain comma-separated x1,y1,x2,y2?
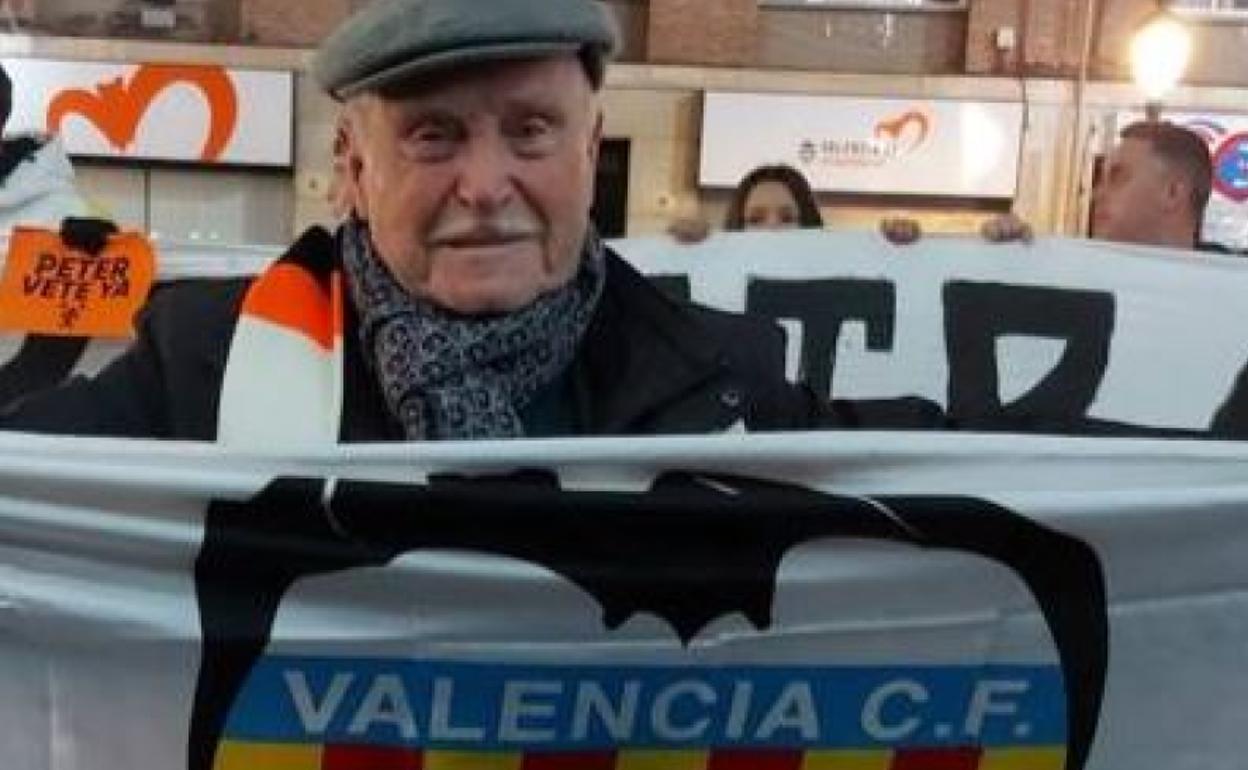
47,64,238,162
875,109,931,154
0,227,156,338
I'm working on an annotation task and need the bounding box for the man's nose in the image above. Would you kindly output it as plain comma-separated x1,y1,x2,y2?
453,135,515,212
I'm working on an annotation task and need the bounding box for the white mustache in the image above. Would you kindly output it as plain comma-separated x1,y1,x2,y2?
429,211,541,246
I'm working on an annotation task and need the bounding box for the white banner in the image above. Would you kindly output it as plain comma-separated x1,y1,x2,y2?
0,429,1245,769
4,231,1248,434
2,58,294,167
699,93,1022,197
616,231,1248,432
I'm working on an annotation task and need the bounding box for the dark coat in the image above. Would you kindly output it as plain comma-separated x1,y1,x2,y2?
1,227,842,440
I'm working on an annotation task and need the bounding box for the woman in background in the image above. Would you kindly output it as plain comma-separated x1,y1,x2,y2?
723,164,824,231
669,163,823,242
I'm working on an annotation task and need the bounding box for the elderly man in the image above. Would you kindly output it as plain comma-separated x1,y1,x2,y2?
1,0,833,441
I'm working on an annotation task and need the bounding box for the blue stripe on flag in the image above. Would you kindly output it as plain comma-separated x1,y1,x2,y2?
222,657,1066,751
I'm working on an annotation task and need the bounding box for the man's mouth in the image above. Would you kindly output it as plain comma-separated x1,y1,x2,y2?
432,232,536,249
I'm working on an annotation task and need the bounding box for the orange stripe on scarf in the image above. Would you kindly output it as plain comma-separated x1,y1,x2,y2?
240,263,341,351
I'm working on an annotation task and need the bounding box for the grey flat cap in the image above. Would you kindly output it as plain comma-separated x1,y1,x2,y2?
313,0,619,100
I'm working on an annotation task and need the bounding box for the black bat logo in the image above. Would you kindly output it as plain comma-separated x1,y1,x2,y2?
190,471,1107,770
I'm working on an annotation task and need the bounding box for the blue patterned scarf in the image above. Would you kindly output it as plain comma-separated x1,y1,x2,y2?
341,221,605,440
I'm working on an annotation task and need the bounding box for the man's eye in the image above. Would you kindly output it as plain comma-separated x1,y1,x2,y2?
402,121,459,159
511,116,558,152
412,125,451,143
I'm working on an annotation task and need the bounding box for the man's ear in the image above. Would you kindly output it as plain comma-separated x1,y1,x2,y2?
1161,174,1189,215
342,102,369,221
587,109,603,167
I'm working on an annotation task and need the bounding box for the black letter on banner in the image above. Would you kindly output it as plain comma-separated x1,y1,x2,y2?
746,279,896,396
647,273,691,304
1210,362,1248,437
943,282,1114,424
191,472,1106,770
0,335,90,410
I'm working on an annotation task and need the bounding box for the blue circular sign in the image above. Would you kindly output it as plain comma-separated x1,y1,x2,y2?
1213,132,1248,203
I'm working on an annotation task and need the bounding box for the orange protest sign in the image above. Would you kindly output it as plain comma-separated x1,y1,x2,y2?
0,226,156,338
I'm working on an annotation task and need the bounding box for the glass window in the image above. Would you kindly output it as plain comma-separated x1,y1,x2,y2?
759,0,966,10
1168,0,1248,19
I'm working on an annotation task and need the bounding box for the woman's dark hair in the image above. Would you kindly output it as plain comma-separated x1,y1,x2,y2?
0,64,10,130
723,164,824,231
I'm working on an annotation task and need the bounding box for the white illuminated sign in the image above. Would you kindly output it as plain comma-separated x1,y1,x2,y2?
699,92,1023,198
3,58,294,167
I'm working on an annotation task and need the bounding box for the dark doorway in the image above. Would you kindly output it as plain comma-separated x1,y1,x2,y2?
1086,154,1105,237
592,139,631,238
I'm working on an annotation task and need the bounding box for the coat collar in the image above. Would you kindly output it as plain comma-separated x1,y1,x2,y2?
571,249,727,434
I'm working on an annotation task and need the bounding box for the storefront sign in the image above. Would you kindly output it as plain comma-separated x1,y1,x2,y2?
2,58,294,167
699,92,1023,198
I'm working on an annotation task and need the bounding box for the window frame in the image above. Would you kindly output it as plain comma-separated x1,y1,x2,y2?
1167,0,1248,21
758,0,968,12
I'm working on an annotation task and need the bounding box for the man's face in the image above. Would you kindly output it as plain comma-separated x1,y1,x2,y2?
1091,137,1185,246
346,56,603,314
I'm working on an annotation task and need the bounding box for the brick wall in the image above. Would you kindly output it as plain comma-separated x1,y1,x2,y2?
233,0,645,57
757,8,964,74
647,0,757,66
238,0,358,46
33,0,234,41
966,0,1023,74
966,0,1246,86
967,0,1095,76
603,0,648,62
1024,0,1087,75
22,0,1248,88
